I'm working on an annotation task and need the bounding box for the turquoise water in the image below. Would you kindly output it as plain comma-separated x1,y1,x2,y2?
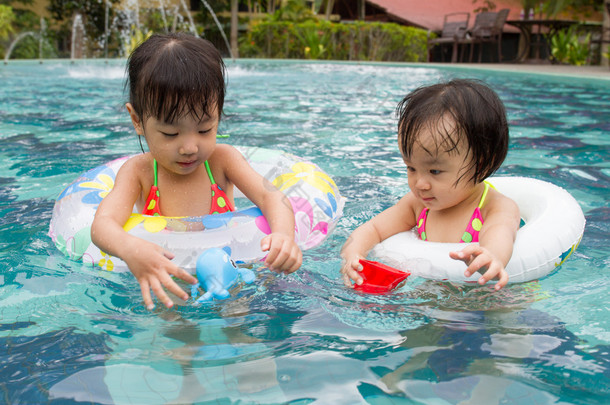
1,59,609,404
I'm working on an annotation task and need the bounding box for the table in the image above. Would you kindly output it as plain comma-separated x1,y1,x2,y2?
505,19,580,63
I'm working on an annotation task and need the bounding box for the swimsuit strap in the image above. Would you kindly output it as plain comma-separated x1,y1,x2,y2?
205,160,234,214
416,207,429,241
478,181,492,209
204,160,216,185
142,159,162,216
153,159,159,186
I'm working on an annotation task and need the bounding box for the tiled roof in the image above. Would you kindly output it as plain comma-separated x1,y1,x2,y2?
366,0,524,31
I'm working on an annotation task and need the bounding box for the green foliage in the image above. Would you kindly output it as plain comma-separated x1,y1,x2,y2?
0,5,14,39
292,21,328,58
270,0,316,22
550,25,590,65
239,20,429,62
122,27,153,57
542,0,604,17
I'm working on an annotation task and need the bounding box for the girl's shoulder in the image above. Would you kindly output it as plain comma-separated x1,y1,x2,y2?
379,191,424,226
484,186,520,217
116,153,152,180
122,152,152,169
208,144,249,172
209,144,242,161
400,191,426,217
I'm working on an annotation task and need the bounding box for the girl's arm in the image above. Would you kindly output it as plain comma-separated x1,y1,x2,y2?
340,193,419,286
91,157,197,309
217,146,302,273
450,192,520,290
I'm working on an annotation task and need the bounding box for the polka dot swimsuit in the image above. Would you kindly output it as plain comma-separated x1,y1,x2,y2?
142,159,234,216
416,181,491,243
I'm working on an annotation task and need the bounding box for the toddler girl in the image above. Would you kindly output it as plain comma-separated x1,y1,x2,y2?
341,79,520,290
92,33,302,309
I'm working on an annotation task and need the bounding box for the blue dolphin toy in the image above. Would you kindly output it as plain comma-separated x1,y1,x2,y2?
191,247,255,303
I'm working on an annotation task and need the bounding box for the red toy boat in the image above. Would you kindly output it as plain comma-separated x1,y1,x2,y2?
353,259,410,294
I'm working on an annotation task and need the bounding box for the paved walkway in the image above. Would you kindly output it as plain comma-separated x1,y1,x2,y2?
425,62,610,80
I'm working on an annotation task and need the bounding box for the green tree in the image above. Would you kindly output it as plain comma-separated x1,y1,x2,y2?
0,4,15,39
542,0,604,16
270,0,316,22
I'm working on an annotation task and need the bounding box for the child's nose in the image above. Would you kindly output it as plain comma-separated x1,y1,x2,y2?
415,177,431,190
179,135,198,155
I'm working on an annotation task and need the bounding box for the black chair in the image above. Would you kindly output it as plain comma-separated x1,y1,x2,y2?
427,12,470,63
588,2,610,65
461,8,509,63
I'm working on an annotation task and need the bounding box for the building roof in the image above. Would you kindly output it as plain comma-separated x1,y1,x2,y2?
364,0,524,31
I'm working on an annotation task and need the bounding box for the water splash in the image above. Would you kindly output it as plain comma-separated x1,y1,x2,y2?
103,0,110,58
3,18,51,63
124,0,140,30
200,0,234,60
157,0,169,32
4,32,37,63
179,0,198,36
39,18,47,61
71,14,86,60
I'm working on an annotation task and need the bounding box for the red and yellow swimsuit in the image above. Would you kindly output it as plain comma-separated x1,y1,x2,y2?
142,159,234,216
416,181,492,243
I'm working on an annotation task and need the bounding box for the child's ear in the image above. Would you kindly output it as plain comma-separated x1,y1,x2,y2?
125,103,143,135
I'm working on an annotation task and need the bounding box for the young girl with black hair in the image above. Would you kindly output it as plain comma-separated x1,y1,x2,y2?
341,79,520,291
92,33,302,309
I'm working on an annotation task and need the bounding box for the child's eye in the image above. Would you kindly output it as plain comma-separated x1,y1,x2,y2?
199,128,213,134
161,131,178,137
429,169,442,175
406,166,415,172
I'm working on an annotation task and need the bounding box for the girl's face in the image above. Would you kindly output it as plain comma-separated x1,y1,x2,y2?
402,118,478,212
128,104,219,176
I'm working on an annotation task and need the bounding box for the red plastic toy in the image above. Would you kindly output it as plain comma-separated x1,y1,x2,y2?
353,259,410,294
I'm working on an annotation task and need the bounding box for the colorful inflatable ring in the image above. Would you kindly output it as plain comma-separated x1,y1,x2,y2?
370,177,585,283
49,146,345,272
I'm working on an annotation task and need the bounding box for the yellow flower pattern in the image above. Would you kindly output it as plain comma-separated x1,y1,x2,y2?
123,213,168,233
79,174,114,201
98,251,115,271
272,162,337,196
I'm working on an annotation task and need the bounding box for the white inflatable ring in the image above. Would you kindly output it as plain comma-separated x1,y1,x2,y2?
49,146,345,272
370,177,585,283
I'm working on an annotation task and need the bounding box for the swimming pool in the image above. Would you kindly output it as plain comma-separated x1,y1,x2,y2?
1,59,608,404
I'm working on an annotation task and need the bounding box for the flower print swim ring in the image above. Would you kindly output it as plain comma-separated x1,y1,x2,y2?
49,146,345,272
370,177,585,283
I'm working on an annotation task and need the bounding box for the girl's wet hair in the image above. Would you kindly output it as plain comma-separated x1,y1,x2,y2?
396,79,509,184
126,33,225,123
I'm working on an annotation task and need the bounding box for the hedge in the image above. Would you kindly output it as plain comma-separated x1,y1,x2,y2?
238,20,428,62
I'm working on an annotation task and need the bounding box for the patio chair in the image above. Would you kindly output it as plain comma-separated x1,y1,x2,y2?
427,12,470,63
462,8,510,63
587,2,610,65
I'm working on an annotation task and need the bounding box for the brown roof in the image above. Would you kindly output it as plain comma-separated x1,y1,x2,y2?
363,0,525,32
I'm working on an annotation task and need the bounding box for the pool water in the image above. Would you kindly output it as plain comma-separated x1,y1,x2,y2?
1,60,609,404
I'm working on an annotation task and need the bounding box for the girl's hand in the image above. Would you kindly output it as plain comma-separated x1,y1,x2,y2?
261,233,302,274
340,255,364,287
123,239,197,309
449,245,509,291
